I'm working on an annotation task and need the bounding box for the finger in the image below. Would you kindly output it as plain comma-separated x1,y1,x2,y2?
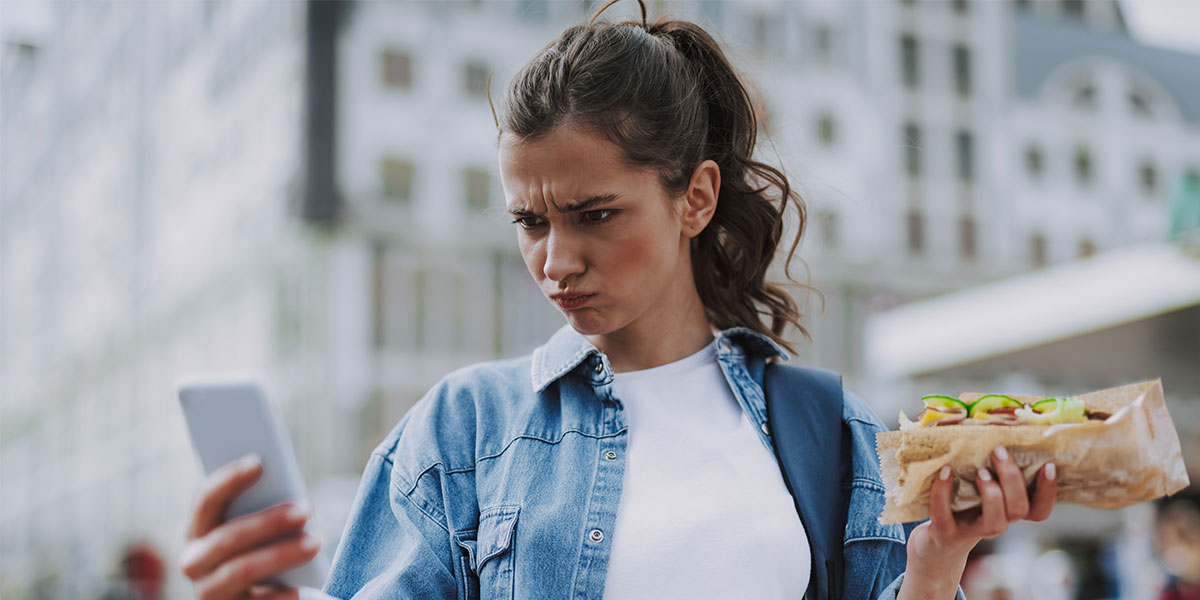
991,446,1030,521
928,465,957,539
246,584,300,600
181,502,311,581
971,468,1008,538
187,455,264,540
194,532,321,600
1026,462,1058,522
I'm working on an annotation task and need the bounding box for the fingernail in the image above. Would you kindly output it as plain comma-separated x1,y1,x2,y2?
939,466,951,480
994,446,1009,461
1045,462,1056,481
300,534,321,552
979,468,992,482
237,454,262,471
286,502,310,522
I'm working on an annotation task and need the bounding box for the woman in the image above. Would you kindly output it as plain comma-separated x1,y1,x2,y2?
180,2,1058,598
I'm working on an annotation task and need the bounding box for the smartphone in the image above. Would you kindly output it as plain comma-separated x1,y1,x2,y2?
177,376,328,589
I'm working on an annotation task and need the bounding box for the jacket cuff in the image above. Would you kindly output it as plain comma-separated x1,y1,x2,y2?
877,572,967,600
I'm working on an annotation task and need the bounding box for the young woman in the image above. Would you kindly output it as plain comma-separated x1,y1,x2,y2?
180,3,1058,598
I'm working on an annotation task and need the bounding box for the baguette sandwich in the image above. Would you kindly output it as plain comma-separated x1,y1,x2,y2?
875,380,1190,524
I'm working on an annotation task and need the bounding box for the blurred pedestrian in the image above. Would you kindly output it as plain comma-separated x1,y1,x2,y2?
1157,493,1200,600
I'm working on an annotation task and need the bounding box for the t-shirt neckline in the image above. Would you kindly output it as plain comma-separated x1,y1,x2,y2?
611,338,718,381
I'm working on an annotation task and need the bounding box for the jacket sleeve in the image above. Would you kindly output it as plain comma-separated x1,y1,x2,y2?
319,412,461,599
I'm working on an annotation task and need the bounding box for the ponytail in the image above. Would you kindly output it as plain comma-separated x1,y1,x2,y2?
499,1,812,352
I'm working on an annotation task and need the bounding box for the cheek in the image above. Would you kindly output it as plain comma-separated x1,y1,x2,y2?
517,237,543,278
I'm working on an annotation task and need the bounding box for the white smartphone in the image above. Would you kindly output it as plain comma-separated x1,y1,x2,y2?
177,376,329,589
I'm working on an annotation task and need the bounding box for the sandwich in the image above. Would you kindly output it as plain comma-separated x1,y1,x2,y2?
874,380,1190,524
900,393,1112,429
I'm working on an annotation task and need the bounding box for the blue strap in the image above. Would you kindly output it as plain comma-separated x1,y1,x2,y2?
763,363,846,600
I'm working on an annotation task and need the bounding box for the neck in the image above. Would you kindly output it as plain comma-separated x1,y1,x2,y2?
584,265,715,373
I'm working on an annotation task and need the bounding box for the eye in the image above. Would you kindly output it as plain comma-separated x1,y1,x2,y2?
581,209,617,224
511,215,544,229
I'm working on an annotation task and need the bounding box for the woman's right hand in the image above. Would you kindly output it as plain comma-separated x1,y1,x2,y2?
180,455,323,599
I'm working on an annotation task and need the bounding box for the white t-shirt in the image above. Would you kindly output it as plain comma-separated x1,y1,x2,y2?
601,339,811,598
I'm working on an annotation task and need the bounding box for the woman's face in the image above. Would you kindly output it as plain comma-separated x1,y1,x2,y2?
498,126,713,339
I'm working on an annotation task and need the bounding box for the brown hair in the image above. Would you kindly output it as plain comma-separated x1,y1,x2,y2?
495,0,812,352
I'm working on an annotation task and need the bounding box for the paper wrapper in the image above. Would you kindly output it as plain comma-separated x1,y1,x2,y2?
875,379,1190,524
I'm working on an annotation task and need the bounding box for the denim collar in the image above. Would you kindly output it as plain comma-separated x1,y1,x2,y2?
530,323,790,393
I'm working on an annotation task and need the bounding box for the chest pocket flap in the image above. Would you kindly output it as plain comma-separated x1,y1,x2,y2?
476,505,519,571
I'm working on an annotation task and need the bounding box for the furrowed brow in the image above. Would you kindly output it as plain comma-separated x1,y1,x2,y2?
507,193,619,216
558,193,619,212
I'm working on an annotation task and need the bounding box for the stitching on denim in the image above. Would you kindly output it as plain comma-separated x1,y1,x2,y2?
846,416,883,428
850,477,887,491
476,428,624,464
391,476,451,534
534,345,594,392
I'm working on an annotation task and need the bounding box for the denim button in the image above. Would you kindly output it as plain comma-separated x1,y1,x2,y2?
594,361,604,374
589,529,604,542
603,450,618,461
761,421,771,436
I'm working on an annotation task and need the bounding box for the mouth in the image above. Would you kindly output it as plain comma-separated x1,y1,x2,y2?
550,292,595,310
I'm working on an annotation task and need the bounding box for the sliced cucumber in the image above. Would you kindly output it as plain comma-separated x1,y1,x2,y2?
921,394,969,413
969,394,1020,418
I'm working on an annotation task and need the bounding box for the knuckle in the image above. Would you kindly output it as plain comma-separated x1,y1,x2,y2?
179,544,205,580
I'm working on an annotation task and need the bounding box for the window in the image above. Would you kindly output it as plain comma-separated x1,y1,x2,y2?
952,45,970,96
817,115,835,146
956,130,974,182
1025,145,1044,179
1140,162,1158,195
1074,144,1092,185
1078,238,1096,258
819,210,838,250
900,35,919,88
813,25,832,64
751,13,771,57
904,123,922,179
959,214,976,261
1030,234,1047,268
464,167,491,211
1129,89,1152,117
907,208,924,254
381,157,414,201
1073,84,1096,109
381,49,413,89
464,60,490,99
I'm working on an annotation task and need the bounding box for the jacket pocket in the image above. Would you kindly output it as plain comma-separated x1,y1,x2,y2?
453,529,479,600
455,505,520,600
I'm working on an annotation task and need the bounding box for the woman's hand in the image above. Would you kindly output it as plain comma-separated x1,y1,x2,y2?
897,446,1059,600
179,456,322,600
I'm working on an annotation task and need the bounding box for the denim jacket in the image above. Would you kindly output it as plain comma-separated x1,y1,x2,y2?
318,325,963,599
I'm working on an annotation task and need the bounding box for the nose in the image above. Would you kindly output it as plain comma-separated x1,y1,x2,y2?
542,229,586,285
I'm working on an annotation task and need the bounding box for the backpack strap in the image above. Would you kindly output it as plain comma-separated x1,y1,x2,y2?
763,362,846,600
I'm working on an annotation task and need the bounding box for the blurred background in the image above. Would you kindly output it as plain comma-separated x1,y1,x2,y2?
1,0,1198,598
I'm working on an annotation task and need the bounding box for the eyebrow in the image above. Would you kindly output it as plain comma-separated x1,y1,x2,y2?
508,193,620,217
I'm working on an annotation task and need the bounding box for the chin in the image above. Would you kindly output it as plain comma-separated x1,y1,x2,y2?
564,310,620,337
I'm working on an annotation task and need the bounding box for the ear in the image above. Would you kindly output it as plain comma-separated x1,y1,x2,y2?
679,159,720,239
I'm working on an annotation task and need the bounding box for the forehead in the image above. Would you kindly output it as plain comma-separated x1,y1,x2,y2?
498,126,654,207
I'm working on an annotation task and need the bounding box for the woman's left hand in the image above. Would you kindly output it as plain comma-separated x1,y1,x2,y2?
898,446,1059,599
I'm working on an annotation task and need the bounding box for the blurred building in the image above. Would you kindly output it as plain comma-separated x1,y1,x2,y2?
1,0,1197,597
